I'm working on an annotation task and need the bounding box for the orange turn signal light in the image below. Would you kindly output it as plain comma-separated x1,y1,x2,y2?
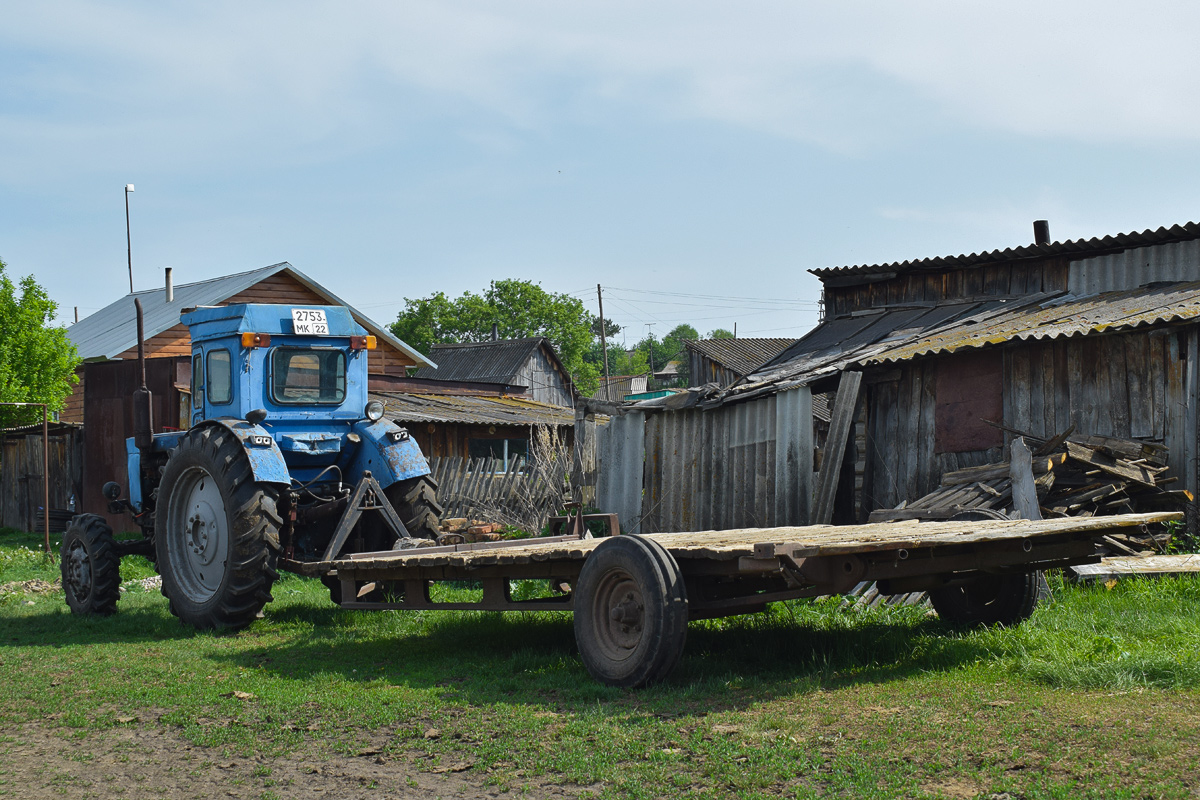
241,332,271,348
350,335,377,350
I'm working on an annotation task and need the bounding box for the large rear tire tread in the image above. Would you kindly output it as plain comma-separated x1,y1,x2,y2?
156,426,281,630
386,475,443,541
574,534,688,688
61,514,121,617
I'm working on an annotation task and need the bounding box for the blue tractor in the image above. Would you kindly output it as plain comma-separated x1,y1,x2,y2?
60,301,443,628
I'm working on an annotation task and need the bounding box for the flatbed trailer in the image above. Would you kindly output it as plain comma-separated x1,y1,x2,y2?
289,511,1180,687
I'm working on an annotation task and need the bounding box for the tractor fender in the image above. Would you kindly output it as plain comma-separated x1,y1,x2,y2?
346,418,431,489
194,419,292,487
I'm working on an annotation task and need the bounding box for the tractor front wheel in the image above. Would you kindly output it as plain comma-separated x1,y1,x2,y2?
61,514,121,616
156,427,282,630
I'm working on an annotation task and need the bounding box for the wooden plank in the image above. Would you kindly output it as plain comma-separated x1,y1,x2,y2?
1067,339,1084,434
1008,346,1032,436
1105,336,1132,438
1064,441,1157,487
1009,437,1041,520
814,371,863,525
1149,333,1167,441
1126,334,1153,439
917,361,937,500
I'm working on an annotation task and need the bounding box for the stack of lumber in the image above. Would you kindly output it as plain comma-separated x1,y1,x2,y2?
869,429,1190,538
438,518,504,543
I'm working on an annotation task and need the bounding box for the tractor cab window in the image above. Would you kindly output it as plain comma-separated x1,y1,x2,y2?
270,348,346,404
192,353,203,408
207,349,232,405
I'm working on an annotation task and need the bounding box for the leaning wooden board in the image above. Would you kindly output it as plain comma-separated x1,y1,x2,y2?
310,512,1180,574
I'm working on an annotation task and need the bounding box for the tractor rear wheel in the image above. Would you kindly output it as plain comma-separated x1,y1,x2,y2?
156,427,282,630
385,475,443,541
61,514,121,616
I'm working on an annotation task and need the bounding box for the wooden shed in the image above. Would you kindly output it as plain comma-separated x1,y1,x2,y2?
720,221,1200,523
412,338,576,408
684,338,797,388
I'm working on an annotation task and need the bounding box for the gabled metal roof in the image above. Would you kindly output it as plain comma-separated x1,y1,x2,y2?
66,262,433,368
413,338,564,386
685,337,798,377
811,221,1200,283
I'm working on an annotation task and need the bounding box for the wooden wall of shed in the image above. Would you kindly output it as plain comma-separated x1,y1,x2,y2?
60,367,85,424
688,352,738,388
114,273,417,374
0,429,83,533
512,346,573,407
82,357,190,532
826,258,1070,317
856,325,1198,517
406,421,574,460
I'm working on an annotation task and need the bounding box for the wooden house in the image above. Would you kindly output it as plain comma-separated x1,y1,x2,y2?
412,338,575,408
684,338,797,388
717,220,1200,523
63,263,433,527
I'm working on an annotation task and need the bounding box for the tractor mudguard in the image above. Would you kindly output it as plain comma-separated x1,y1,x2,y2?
194,419,291,487
347,419,431,489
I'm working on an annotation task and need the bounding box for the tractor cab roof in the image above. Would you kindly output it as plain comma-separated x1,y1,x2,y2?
181,303,366,344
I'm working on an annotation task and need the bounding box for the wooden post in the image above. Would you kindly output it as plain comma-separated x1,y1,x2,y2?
813,370,862,525
1009,436,1042,520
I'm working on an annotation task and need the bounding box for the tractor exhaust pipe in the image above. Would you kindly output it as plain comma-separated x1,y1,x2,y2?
132,298,154,452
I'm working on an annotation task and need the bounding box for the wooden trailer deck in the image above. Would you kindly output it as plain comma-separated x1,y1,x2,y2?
292,511,1181,614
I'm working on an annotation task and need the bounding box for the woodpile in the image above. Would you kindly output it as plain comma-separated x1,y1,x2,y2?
437,518,504,543
870,427,1190,552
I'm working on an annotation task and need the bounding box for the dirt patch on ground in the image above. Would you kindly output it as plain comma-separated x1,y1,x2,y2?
0,721,594,800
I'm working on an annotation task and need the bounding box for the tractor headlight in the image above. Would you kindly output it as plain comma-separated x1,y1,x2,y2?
365,400,385,422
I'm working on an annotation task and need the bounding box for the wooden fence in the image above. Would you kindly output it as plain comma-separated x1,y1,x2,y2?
0,426,84,533
428,456,569,529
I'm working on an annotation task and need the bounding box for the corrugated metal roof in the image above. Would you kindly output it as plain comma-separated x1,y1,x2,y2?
412,338,547,384
685,338,798,377
372,391,576,428
811,221,1200,281
715,280,1200,406
67,263,433,368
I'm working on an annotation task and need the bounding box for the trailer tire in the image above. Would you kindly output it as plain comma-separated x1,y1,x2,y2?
574,535,688,688
930,570,1049,626
61,514,121,616
385,475,443,541
156,427,282,630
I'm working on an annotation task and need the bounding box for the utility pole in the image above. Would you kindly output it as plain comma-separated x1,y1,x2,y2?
645,323,656,385
125,184,135,293
596,285,611,401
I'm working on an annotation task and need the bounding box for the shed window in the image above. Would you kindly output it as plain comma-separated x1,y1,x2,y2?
935,350,1004,454
468,437,528,463
207,349,233,406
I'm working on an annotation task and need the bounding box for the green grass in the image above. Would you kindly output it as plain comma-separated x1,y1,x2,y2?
3,528,1200,798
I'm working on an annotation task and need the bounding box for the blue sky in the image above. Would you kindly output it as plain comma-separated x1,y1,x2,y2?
5,1,1200,343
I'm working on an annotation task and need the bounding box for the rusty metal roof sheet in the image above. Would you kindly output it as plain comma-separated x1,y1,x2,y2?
372,391,577,428
811,221,1200,282
716,281,1200,406
685,338,798,377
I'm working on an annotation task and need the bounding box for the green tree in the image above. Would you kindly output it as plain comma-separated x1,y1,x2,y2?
706,328,735,339
391,279,600,394
0,259,80,426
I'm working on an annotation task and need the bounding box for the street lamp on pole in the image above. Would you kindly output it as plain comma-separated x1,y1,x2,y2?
125,184,135,293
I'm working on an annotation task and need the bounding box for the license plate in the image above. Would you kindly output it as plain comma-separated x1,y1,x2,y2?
291,308,329,335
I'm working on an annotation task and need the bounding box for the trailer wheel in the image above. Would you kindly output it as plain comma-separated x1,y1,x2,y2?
930,570,1049,626
60,514,121,616
574,535,688,688
385,475,443,540
156,427,282,630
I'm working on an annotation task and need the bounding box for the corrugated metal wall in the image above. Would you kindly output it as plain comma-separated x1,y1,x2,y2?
594,387,812,534
1069,240,1200,295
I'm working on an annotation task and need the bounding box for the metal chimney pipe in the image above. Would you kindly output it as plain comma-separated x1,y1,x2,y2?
491,322,499,341
165,267,174,302
1033,220,1051,246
